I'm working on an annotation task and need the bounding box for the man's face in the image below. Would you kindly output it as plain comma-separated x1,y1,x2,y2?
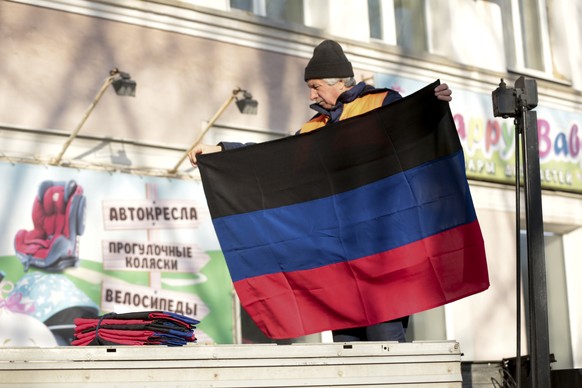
307,79,345,110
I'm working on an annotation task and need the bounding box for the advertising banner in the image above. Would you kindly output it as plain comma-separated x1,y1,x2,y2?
375,74,582,194
0,162,232,346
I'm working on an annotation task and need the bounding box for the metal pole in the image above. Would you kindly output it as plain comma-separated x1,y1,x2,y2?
520,105,551,388
514,115,522,388
51,74,116,165
168,89,239,174
492,77,551,387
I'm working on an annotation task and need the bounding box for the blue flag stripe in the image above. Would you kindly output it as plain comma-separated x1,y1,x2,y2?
213,150,475,282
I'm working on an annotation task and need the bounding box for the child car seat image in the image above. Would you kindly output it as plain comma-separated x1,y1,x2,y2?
14,180,86,272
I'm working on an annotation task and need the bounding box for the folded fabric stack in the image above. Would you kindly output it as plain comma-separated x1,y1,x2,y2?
72,311,200,346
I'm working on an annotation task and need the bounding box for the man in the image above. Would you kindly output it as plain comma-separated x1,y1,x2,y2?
189,39,453,342
188,40,451,160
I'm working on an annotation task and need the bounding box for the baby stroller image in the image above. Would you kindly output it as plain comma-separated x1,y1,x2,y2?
14,180,86,272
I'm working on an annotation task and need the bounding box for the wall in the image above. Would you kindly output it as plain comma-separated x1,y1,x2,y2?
0,1,312,160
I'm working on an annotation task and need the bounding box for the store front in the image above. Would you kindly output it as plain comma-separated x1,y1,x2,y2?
1,1,581,376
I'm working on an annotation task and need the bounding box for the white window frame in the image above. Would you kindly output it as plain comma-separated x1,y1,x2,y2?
368,0,430,55
227,0,266,16
509,0,553,78
367,0,397,45
229,0,306,24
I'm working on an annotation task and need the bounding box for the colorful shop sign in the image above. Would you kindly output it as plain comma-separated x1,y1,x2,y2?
375,74,582,194
0,162,233,346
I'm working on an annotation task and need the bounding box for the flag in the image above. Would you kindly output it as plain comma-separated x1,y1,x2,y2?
198,80,489,339
71,311,199,346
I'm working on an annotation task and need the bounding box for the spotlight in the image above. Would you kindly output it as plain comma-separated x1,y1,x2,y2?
110,68,137,97
235,90,258,115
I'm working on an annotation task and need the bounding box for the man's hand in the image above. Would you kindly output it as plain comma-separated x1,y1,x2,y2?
188,144,222,167
435,83,452,102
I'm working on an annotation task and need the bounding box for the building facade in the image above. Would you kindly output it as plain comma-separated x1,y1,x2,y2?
1,0,581,371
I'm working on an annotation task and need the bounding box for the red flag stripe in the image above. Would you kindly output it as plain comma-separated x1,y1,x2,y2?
234,220,488,339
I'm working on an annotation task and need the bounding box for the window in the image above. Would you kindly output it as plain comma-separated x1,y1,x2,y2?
368,0,427,54
230,0,304,25
510,0,552,74
394,0,427,53
519,0,545,71
368,0,383,40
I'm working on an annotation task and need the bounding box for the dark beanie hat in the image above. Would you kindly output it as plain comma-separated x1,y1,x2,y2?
304,40,354,81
